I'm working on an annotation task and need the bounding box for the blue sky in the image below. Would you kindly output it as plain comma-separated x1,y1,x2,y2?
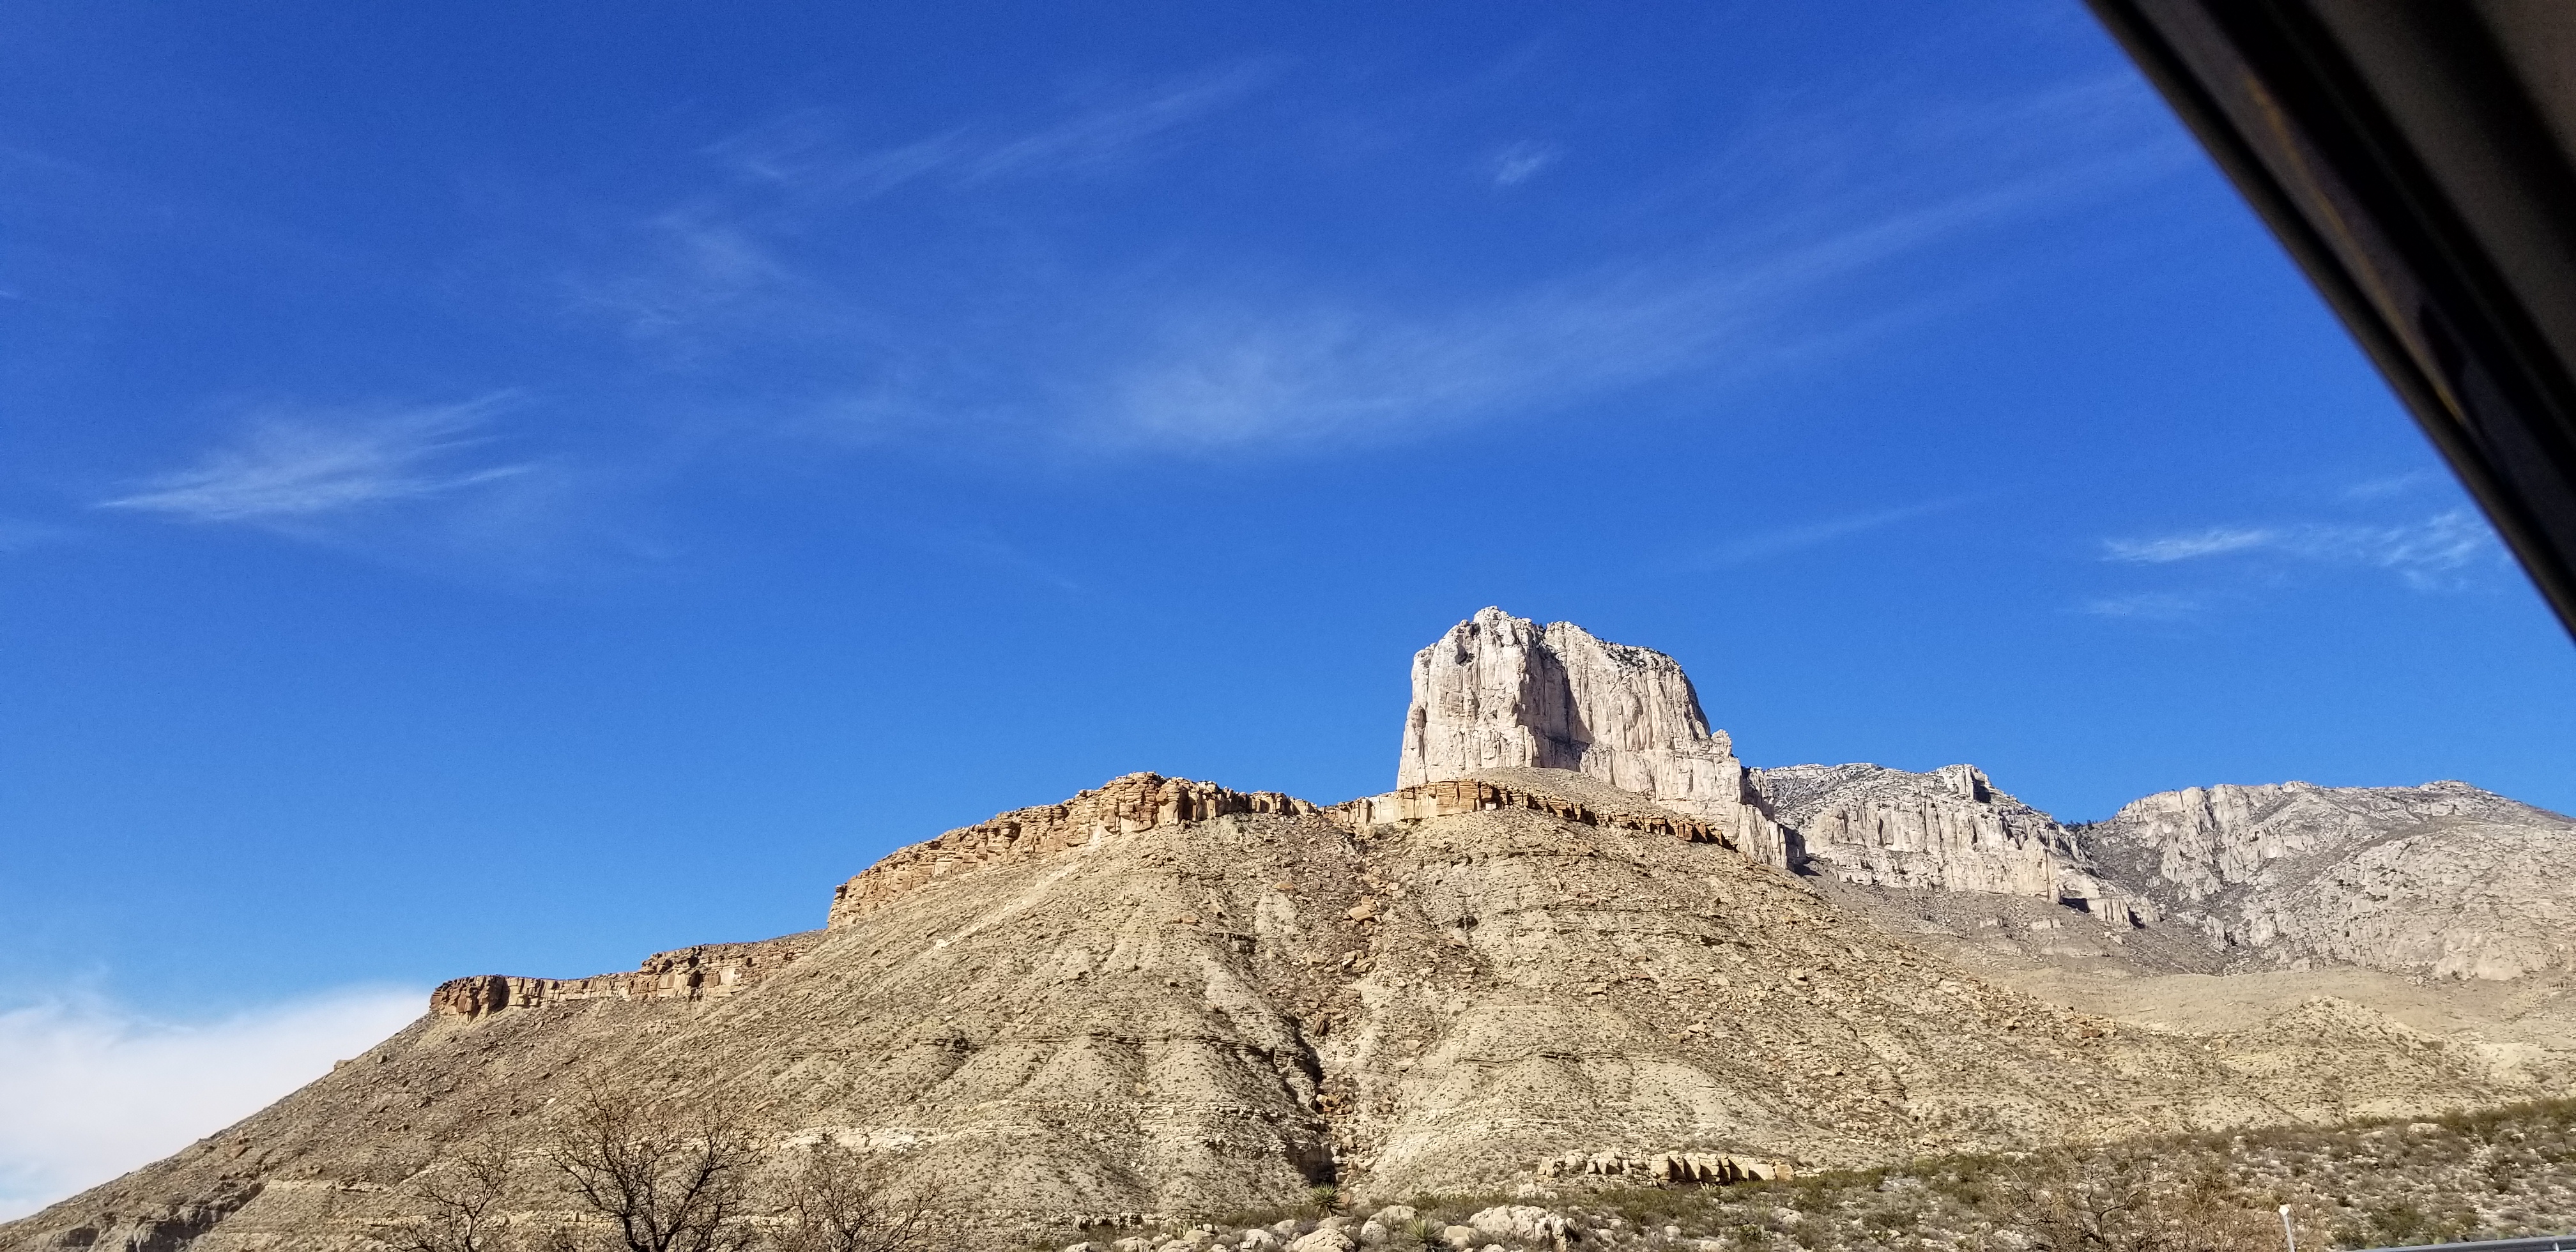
4,0,2574,1212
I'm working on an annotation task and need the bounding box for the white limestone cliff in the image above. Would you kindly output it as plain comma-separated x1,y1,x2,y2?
1398,608,1791,863
1756,762,2140,924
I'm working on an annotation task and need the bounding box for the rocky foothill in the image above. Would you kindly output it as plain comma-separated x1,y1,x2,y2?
1039,1097,2576,1252
8,607,2574,1252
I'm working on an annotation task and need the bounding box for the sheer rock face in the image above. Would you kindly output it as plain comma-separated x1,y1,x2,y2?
2076,781,2576,979
1754,763,2140,924
1397,608,1790,864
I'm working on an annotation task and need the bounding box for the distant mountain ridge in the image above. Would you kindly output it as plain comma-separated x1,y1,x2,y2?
2076,780,2576,979
1749,761,2140,926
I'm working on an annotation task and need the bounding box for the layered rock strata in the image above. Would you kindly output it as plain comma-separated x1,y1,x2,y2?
1756,763,2141,925
1398,608,1790,863
2077,781,2576,979
829,772,1320,926
1325,774,1726,846
834,768,1735,937
429,933,824,1019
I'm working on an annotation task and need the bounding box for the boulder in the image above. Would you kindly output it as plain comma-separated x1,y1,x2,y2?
1468,1205,1574,1250
1289,1230,1355,1252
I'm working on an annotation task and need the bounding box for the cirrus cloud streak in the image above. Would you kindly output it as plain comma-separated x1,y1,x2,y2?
100,396,532,524
2104,509,2500,588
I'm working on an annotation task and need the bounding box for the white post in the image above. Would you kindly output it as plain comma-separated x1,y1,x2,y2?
2279,1204,2297,1252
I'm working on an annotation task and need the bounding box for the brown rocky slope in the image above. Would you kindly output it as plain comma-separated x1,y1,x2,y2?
14,608,2575,1250
6,770,2561,1251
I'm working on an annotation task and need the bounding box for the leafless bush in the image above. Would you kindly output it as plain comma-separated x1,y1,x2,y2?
543,1076,767,1252
767,1140,946,1252
380,1137,519,1252
2007,1154,2278,1252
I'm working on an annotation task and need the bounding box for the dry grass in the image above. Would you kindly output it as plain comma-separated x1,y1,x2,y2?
1027,1099,2576,1252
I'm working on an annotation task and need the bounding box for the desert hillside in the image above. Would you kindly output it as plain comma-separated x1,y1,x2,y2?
9,609,2572,1252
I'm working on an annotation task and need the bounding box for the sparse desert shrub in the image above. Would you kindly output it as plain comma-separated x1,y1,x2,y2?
767,1139,945,1252
378,1137,518,1252
1994,1153,2276,1252
542,1076,767,1252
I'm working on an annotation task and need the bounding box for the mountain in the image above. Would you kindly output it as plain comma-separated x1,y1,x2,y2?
2076,781,2576,979
8,608,2572,1251
1751,762,2139,924
1399,607,1791,864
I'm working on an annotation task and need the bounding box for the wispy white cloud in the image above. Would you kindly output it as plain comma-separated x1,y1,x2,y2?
574,64,2190,459
1489,142,1558,187
1060,66,2200,453
0,988,422,1221
100,397,533,524
709,65,1273,202
2102,509,2502,589
585,68,1273,350
2342,469,2439,501
567,214,809,343
963,68,1271,183
1091,164,2119,450
716,114,968,200
2078,591,2204,620
95,395,669,584
2103,526,2274,563
1687,498,1973,570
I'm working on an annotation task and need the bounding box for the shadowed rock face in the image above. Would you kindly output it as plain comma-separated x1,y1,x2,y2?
1397,608,1791,864
2076,781,2576,979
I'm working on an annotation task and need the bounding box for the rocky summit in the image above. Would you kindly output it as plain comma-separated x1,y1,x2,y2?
11,608,2576,1252
1399,607,1789,864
